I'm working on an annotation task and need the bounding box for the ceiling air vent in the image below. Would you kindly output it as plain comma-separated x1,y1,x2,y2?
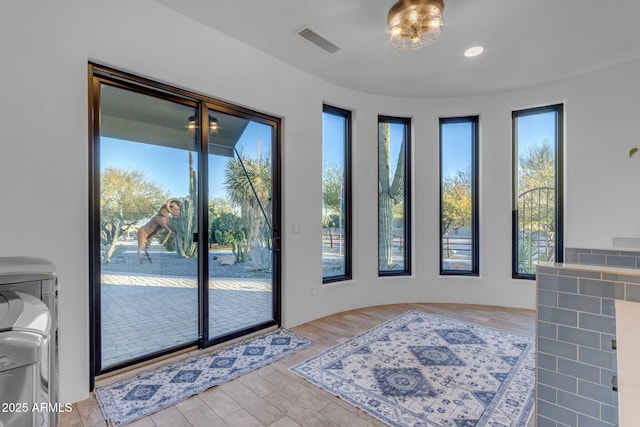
297,27,340,54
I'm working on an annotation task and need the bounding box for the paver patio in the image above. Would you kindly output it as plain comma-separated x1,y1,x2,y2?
100,273,272,368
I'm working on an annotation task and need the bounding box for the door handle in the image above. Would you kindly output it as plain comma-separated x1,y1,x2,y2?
273,236,281,252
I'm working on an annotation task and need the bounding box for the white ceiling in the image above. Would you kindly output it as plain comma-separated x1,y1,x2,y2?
154,0,640,98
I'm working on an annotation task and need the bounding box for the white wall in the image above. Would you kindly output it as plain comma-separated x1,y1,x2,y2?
2,0,639,404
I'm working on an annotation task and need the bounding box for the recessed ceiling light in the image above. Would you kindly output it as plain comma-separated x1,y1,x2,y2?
464,46,484,57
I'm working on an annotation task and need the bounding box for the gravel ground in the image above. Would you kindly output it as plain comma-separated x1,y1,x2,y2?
102,250,271,279
101,243,346,279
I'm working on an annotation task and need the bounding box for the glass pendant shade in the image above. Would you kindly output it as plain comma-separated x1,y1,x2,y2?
387,0,444,50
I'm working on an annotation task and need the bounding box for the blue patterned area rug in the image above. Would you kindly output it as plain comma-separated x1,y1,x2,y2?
95,329,313,426
291,311,535,427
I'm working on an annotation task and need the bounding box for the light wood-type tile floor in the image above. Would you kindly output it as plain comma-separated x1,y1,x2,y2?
60,303,536,427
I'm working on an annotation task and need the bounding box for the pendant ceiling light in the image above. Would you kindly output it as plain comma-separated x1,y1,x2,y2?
188,114,219,133
387,0,444,50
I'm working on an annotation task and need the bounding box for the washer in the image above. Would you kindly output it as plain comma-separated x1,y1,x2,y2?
0,257,58,427
0,291,51,427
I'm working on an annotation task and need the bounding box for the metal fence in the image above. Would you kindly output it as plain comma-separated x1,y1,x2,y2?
517,186,555,274
442,236,472,259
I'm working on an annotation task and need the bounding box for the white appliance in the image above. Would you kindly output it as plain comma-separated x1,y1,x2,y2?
0,257,59,427
0,291,51,427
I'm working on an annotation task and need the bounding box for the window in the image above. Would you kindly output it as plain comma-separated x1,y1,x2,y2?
512,104,564,279
322,105,352,282
440,116,479,275
378,116,411,275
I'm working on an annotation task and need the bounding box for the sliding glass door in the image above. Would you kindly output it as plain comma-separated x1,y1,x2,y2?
97,83,200,369
89,65,280,379
206,108,276,343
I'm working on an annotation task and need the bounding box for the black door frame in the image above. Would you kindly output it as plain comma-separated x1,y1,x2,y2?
88,63,282,388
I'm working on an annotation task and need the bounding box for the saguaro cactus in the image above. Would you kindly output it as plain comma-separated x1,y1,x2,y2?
378,122,405,269
175,152,198,258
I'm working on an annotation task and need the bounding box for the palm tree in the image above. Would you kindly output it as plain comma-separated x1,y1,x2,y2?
223,146,272,262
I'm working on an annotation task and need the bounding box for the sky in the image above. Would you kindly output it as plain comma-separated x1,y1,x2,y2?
322,113,478,181
441,121,473,179
441,111,557,180
101,110,556,204
515,110,556,154
100,121,271,200
322,112,346,166
322,112,405,176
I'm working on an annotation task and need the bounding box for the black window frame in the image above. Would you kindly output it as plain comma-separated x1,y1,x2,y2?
511,104,564,280
378,115,412,276
439,116,480,276
322,104,353,283
88,62,282,386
